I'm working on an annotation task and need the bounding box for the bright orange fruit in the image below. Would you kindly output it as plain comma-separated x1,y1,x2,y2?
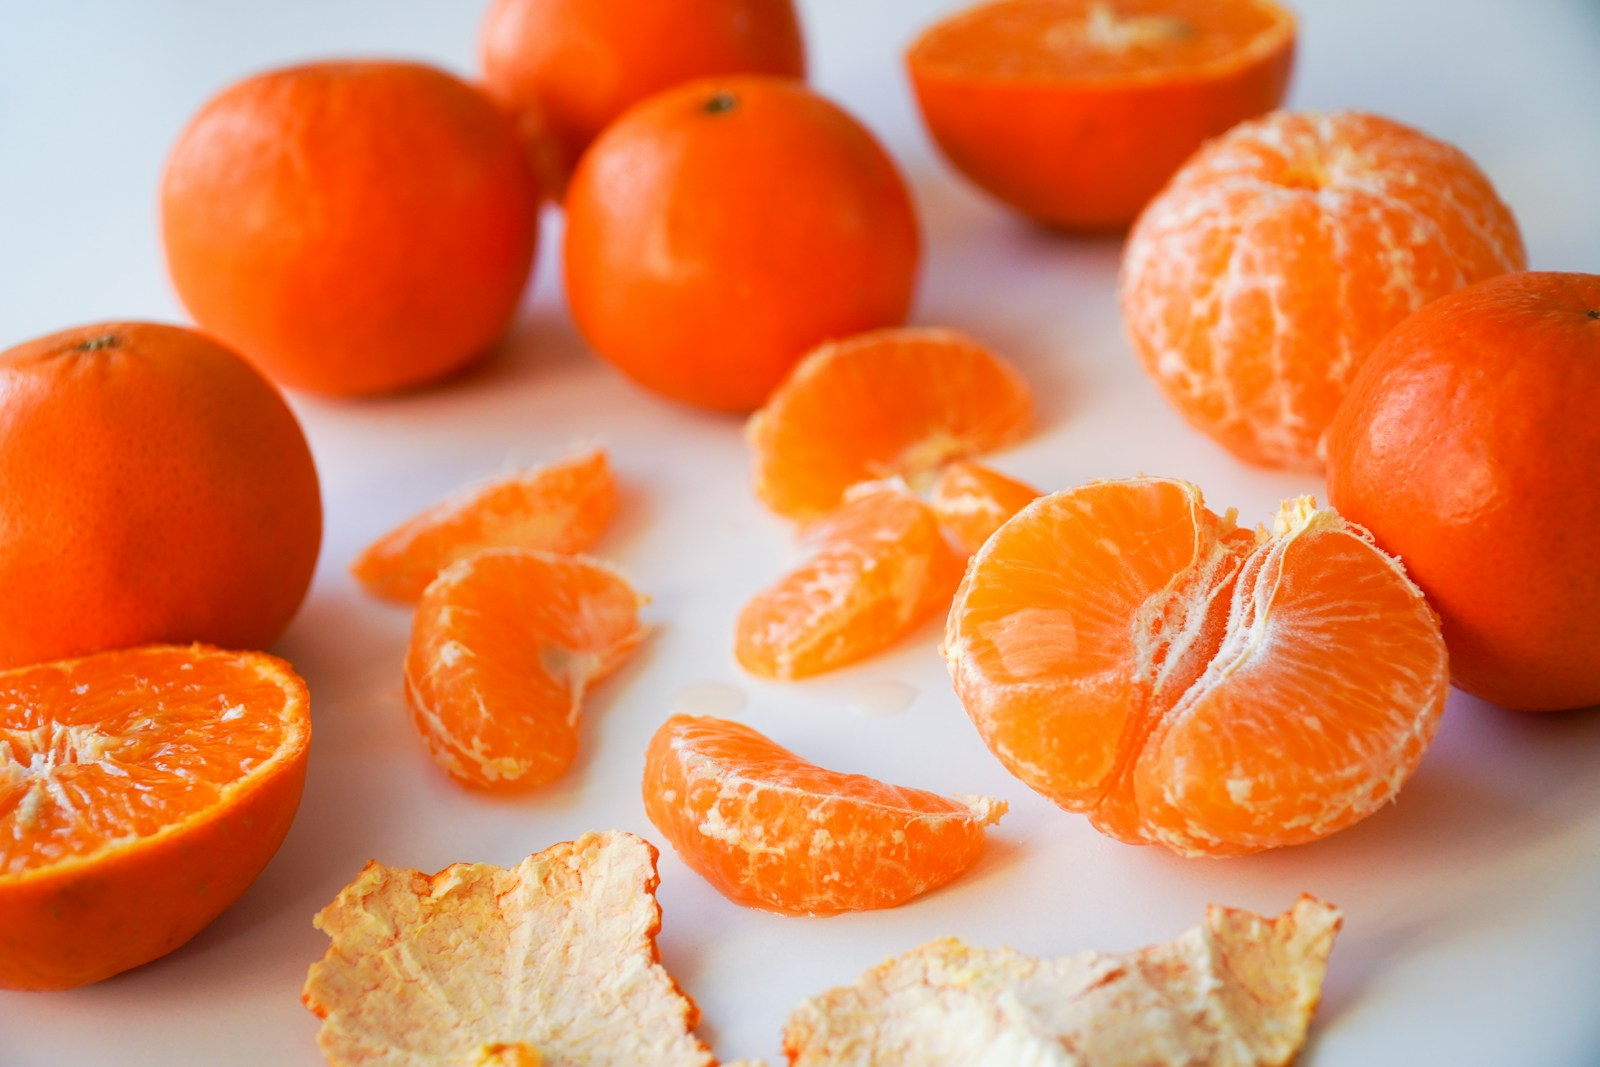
1327,271,1600,712
642,714,1005,915
944,477,1448,857
929,459,1040,557
564,77,920,412
907,0,1296,231
1121,110,1526,470
748,327,1033,520
404,549,646,790
351,448,616,603
1,644,310,990
736,481,964,680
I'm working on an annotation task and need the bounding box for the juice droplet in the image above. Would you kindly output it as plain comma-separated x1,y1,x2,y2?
848,680,918,718
669,680,748,718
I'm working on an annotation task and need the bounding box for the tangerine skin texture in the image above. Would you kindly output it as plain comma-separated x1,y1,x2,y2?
0,322,322,668
907,0,1296,231
1327,272,1600,711
162,61,540,397
564,76,921,412
479,0,805,191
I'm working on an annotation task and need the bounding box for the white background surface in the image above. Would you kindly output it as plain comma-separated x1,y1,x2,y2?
3,1,1600,1064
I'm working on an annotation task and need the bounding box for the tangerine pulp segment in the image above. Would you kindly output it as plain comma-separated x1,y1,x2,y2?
404,548,646,790
303,831,716,1067
735,480,964,680
928,459,1041,557
1121,109,1526,470
351,447,616,603
906,0,1296,231
642,714,1006,915
944,477,1448,857
747,327,1033,521
0,644,310,990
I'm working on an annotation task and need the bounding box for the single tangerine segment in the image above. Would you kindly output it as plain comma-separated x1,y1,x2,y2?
351,447,616,603
944,477,1448,857
642,714,1005,916
928,459,1041,557
404,548,646,791
0,644,311,990
907,0,1296,231
736,480,965,680
748,328,1033,520
303,831,716,1066
1121,109,1526,471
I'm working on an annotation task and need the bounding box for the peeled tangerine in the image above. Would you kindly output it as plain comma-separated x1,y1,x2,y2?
303,831,715,1066
783,896,1341,1067
945,477,1449,857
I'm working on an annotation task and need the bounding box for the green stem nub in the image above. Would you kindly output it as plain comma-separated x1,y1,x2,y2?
703,91,738,116
74,334,121,352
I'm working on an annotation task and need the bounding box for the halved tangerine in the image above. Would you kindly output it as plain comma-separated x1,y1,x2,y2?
944,477,1448,857
404,548,646,790
0,644,310,990
351,447,615,603
747,327,1032,521
735,480,964,680
642,714,1005,915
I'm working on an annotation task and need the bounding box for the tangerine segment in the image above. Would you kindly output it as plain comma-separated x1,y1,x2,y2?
0,644,310,990
303,831,716,1067
907,0,1296,231
1121,110,1526,471
944,478,1447,857
928,460,1040,556
404,549,645,790
784,895,1340,1066
643,715,1005,916
736,481,965,680
748,328,1033,521
351,448,616,603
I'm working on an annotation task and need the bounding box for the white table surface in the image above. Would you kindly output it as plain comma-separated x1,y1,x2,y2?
3,1,1600,1064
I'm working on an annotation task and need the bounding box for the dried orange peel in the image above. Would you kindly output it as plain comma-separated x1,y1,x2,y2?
783,895,1342,1066
303,831,715,1067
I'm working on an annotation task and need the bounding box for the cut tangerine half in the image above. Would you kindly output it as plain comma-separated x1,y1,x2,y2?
735,480,964,680
944,477,1448,857
928,459,1040,557
906,0,1296,230
0,644,310,990
747,327,1032,521
642,714,1005,916
351,447,616,603
404,548,646,790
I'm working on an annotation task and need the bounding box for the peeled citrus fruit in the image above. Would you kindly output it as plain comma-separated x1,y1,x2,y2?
642,714,1005,915
907,0,1297,230
944,477,1449,857
1,644,310,990
747,327,1032,520
735,480,964,680
928,459,1040,557
404,549,646,790
1327,270,1600,711
1121,109,1525,470
351,447,616,603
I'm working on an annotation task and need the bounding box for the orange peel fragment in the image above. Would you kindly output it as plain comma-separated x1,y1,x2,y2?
783,895,1341,1066
302,830,714,1067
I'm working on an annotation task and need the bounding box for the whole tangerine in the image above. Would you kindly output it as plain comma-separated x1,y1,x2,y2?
0,322,322,667
1326,271,1600,712
563,75,921,412
161,61,540,397
479,0,806,193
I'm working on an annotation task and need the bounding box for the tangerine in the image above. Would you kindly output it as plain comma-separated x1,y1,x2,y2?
1327,271,1600,711
0,322,321,667
929,460,1040,557
907,0,1296,230
162,61,540,397
1121,110,1526,470
564,76,921,412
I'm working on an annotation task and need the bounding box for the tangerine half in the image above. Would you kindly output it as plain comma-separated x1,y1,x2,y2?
944,477,1448,857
